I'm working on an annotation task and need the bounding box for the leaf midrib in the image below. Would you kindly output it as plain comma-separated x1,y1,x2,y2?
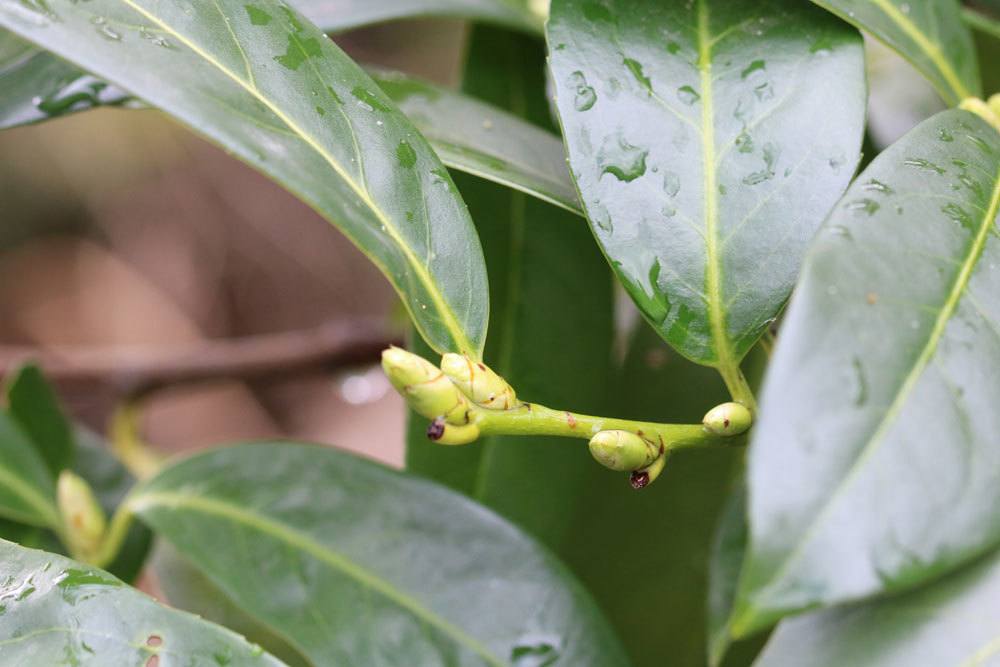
113,0,476,356
698,0,731,370
130,491,505,666
744,152,1000,623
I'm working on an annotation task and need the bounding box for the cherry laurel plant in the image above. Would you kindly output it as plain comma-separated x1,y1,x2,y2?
0,0,999,665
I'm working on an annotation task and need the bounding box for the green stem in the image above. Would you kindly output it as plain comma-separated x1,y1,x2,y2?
472,402,742,451
110,401,163,480
963,7,1000,41
91,503,135,570
716,362,758,414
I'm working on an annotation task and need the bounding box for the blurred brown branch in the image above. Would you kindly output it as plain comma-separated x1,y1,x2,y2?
0,318,399,397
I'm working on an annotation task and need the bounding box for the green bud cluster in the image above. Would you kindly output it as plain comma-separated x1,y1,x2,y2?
440,353,518,409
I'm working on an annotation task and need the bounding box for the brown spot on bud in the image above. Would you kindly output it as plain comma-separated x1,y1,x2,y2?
867,292,878,305
630,471,650,490
146,636,162,648
427,418,446,441
724,418,730,428
477,363,487,370
566,412,577,429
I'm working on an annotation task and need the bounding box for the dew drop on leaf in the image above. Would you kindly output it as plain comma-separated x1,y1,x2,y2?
676,85,700,105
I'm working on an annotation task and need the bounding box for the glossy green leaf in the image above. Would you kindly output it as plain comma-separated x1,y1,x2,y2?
0,539,284,665
6,363,74,476
0,33,578,218
734,109,1000,636
560,323,742,667
0,412,59,529
407,26,614,553
0,0,488,357
756,545,1000,666
374,69,582,215
809,0,980,105
129,443,629,666
302,0,543,33
151,541,309,667
547,0,866,367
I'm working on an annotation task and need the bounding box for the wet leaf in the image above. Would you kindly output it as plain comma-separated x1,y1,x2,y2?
0,539,285,665
756,545,1000,666
0,0,488,357
406,27,615,555
809,0,980,105
129,443,630,666
374,69,581,215
6,363,74,476
547,0,865,366
734,109,1000,635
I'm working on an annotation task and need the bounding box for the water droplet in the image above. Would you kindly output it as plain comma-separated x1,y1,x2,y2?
568,71,597,111
735,132,753,153
676,85,700,105
350,86,390,112
810,36,834,54
742,142,780,185
903,157,945,174
852,357,868,407
741,59,766,79
396,140,417,168
511,634,562,667
938,127,954,142
315,105,325,116
139,26,173,48
662,171,680,197
91,16,122,41
245,4,272,25
598,133,648,182
847,198,880,216
666,41,681,55
624,57,651,91
753,81,774,101
862,179,893,195
661,203,677,217
828,153,846,170
942,203,975,232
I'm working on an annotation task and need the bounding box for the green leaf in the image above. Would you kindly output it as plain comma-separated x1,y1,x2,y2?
151,541,310,667
0,428,153,583
302,0,543,33
546,0,866,367
734,109,1000,636
559,323,743,667
0,0,488,358
373,69,582,215
0,412,59,529
809,0,980,105
6,363,74,476
407,25,615,553
707,483,748,667
0,539,285,665
755,545,1000,666
129,443,630,666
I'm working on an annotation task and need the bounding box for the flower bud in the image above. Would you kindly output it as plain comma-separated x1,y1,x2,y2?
440,353,517,410
629,453,667,490
427,418,480,445
702,402,752,436
588,430,658,471
382,347,469,423
57,470,107,559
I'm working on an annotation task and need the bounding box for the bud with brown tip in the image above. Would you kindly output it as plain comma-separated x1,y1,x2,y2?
702,402,752,436
588,430,659,471
629,453,667,490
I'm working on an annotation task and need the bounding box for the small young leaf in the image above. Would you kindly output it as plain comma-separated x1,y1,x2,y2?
0,540,284,665
547,0,866,367
736,109,1000,635
0,0,489,357
809,0,980,105
6,363,74,475
129,443,630,666
0,413,59,529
